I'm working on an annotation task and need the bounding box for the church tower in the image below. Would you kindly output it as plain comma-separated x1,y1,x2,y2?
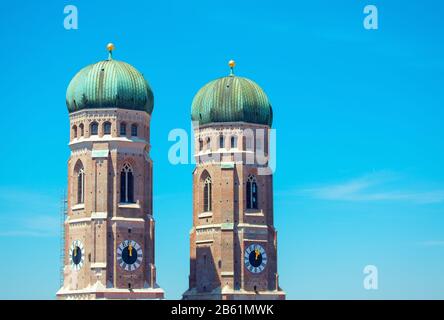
57,44,164,299
183,61,285,300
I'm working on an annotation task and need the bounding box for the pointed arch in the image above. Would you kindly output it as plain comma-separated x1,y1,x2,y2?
219,134,225,149
74,160,85,204
120,122,127,136
120,162,135,203
90,121,98,136
246,174,258,209
72,125,78,139
231,135,238,149
103,121,112,135
131,123,138,137
79,123,84,137
201,170,212,212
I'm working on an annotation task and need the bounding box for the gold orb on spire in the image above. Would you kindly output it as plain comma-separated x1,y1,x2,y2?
107,43,115,52
228,59,236,68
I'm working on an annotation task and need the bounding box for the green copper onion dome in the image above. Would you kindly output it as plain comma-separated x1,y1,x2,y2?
191,60,273,127
66,43,153,114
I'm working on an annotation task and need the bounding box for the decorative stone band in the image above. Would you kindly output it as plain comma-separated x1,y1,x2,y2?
91,149,109,159
195,239,214,245
69,136,149,148
220,272,234,277
69,108,150,124
91,212,107,220
198,212,213,219
67,215,149,224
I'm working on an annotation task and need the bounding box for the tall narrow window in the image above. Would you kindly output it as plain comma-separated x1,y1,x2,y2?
131,124,138,137
120,122,127,136
75,164,85,204
245,135,253,151
203,176,212,212
206,137,211,151
72,125,78,139
90,122,98,136
231,136,237,149
120,163,134,203
79,123,84,137
103,122,111,135
199,138,203,151
246,174,258,209
219,135,224,149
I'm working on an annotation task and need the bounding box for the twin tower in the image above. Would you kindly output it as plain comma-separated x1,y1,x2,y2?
56,44,285,300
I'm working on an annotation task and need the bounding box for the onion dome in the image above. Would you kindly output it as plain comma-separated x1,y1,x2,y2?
66,43,153,114
191,60,273,126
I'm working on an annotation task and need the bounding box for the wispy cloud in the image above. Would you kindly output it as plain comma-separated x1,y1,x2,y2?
292,171,444,204
0,213,60,238
0,187,60,237
419,241,444,247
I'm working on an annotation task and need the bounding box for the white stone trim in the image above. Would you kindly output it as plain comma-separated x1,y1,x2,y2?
238,223,268,229
198,212,213,219
69,136,149,147
111,217,145,222
91,212,107,220
221,271,234,277
244,209,264,217
195,223,269,231
195,224,221,230
90,262,106,269
196,239,214,245
68,217,91,224
71,204,85,211
118,202,141,209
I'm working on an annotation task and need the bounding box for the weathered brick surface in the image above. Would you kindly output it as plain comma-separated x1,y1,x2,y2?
184,123,285,300
58,109,163,299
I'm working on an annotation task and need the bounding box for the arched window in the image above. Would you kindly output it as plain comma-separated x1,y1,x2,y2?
246,174,258,209
199,138,203,151
131,124,138,137
103,122,111,135
219,135,224,149
72,125,77,139
120,163,134,203
75,162,85,204
203,176,212,212
79,123,84,137
90,122,98,136
120,122,127,136
206,137,211,151
231,136,237,149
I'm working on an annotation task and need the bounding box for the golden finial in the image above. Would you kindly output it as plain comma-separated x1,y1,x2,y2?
228,59,236,76
107,43,115,60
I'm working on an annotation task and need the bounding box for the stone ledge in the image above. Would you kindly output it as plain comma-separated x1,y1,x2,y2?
71,204,85,211
118,202,140,209
198,212,213,218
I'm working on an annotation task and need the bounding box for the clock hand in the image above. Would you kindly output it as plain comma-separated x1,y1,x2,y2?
74,246,77,257
255,249,260,260
129,244,133,257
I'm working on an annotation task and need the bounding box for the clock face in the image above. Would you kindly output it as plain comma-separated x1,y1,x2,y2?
117,240,143,271
244,244,267,274
69,240,85,271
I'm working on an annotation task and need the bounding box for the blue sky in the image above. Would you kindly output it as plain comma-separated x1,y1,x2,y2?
0,0,443,299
